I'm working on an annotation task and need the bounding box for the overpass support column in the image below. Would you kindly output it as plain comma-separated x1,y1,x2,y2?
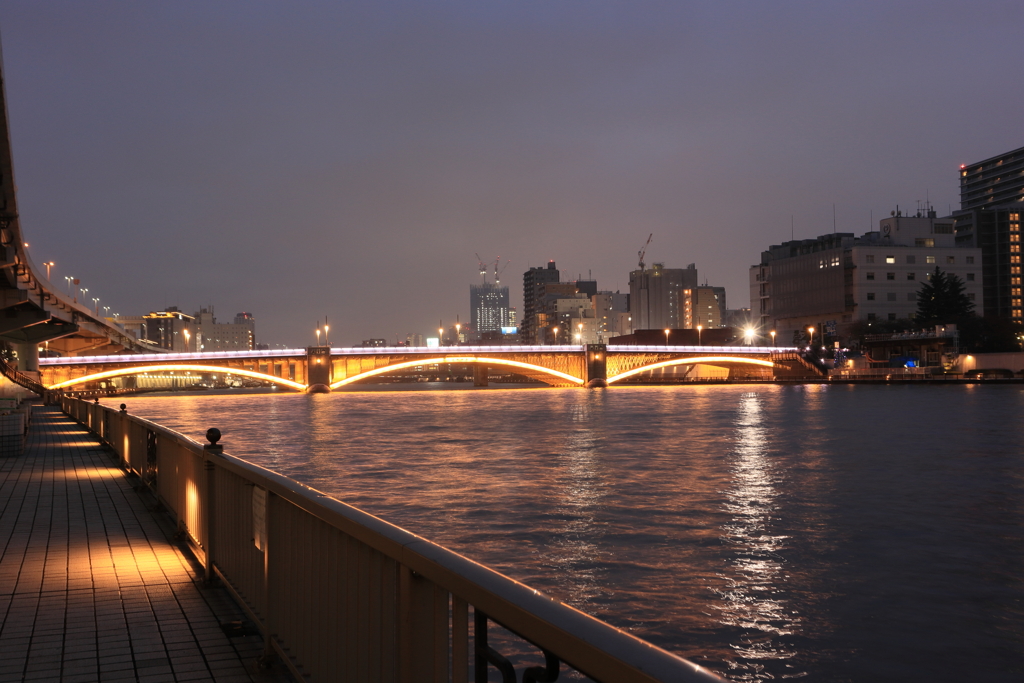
585,344,607,388
15,342,39,373
306,347,332,392
473,364,488,387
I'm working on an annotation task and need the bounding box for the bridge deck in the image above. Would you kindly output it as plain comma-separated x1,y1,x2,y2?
0,406,291,683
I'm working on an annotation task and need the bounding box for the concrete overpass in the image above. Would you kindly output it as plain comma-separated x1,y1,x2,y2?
0,44,161,388
36,344,823,393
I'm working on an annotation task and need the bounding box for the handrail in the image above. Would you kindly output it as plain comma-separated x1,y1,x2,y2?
61,397,725,683
0,356,44,394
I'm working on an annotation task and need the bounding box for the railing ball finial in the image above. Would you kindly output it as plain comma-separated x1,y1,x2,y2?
206,428,221,445
119,403,127,413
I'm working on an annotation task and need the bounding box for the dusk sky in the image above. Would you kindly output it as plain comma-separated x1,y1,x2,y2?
1,1,1021,347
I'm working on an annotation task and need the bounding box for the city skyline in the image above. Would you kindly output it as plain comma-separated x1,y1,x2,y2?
1,2,1021,346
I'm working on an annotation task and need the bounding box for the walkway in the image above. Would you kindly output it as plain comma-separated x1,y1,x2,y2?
0,405,292,683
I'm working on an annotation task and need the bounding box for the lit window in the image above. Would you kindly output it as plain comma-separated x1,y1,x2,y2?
866,272,875,280
867,293,876,301
1014,256,1022,264
927,256,936,264
1013,245,1021,253
887,272,895,280
1014,266,1022,274
1012,234,1021,243
1014,310,1023,318
1014,288,1022,297
915,239,935,247
907,272,915,281
885,255,895,264
1013,277,1022,285
946,256,955,264
1014,298,1022,308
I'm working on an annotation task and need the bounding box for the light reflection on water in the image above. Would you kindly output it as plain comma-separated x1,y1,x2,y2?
119,384,1024,682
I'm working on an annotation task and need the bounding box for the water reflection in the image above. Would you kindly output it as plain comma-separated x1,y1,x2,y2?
550,393,607,608
716,392,799,680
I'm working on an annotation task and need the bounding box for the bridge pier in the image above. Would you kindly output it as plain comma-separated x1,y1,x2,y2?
473,364,488,387
306,347,332,392
585,344,607,388
15,342,39,373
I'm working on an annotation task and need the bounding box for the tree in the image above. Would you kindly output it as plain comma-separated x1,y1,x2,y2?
916,267,974,325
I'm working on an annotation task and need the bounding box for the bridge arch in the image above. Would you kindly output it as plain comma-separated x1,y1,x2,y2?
330,356,585,389
606,356,774,384
46,364,307,392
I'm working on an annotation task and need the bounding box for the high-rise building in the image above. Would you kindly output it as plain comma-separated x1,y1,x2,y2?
953,145,1024,321
521,261,561,344
628,263,698,330
683,286,723,329
141,308,194,351
470,283,510,333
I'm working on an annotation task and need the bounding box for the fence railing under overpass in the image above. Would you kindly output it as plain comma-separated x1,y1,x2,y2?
61,397,725,683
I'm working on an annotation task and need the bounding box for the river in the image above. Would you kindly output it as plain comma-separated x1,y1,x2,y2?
117,384,1024,682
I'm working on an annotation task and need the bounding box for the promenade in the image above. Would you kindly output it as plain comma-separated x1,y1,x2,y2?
0,405,292,683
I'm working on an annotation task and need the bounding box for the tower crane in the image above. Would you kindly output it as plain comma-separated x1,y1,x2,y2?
474,253,488,282
638,233,653,272
494,258,510,284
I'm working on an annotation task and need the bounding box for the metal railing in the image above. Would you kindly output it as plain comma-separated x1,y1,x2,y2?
62,397,724,683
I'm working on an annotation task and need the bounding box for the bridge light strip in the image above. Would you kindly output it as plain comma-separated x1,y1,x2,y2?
46,364,306,391
606,356,775,384
329,356,585,389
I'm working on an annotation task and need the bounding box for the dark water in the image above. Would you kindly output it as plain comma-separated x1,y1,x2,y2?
119,384,1024,682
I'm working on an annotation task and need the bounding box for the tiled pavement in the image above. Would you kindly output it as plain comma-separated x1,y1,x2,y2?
0,406,293,683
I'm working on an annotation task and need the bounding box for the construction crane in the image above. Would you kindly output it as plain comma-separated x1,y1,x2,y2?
638,233,653,272
494,258,510,284
474,253,488,282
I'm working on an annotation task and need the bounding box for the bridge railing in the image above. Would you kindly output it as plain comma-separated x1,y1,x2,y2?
61,397,724,683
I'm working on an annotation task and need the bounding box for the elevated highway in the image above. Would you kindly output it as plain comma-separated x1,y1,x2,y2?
0,46,160,385
37,344,823,393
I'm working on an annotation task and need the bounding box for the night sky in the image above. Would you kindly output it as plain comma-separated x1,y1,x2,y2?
1,1,1020,347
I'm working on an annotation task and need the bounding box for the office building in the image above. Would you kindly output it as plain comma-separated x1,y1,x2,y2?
628,263,698,330
142,308,194,351
953,145,1024,320
683,286,723,329
751,213,982,343
193,308,256,351
521,261,561,343
470,283,510,333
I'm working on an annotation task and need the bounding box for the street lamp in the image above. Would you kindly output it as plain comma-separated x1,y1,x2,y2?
315,327,321,346
103,306,110,317
770,330,776,347
552,327,559,345
664,328,670,346
744,327,755,345
439,326,444,346
65,276,73,297
183,329,191,353
44,262,54,279
807,326,815,350
697,324,703,347
577,322,583,345
92,297,100,315
324,322,330,347
455,322,461,346
79,287,88,305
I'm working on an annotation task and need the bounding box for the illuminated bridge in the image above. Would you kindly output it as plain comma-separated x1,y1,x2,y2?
36,344,822,393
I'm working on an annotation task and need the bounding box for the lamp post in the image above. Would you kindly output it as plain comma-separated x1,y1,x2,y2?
324,322,330,347
44,262,54,280
697,324,703,347
439,326,444,346
183,329,191,353
577,322,583,346
744,327,755,345
808,326,815,351
65,276,73,297
92,297,100,315
664,328,670,346
103,306,110,317
315,327,321,346
79,288,87,305
455,322,461,346
552,327,559,345
770,330,776,347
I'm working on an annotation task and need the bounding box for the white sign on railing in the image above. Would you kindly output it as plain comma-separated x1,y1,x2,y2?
252,485,267,551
